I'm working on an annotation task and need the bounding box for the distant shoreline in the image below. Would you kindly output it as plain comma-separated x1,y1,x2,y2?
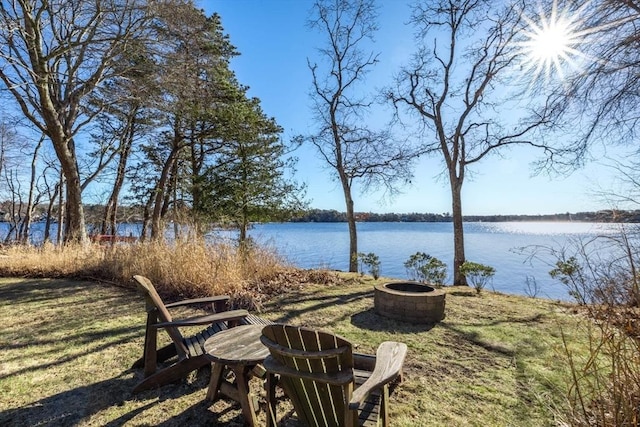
2,208,638,227
292,209,640,223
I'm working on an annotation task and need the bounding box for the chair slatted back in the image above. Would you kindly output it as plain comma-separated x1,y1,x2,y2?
262,324,357,427
133,275,189,359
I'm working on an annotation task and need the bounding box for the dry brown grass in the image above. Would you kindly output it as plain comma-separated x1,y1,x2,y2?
0,241,106,277
0,240,338,309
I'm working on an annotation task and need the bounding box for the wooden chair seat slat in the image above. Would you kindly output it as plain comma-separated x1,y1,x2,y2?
184,336,197,357
240,313,274,325
196,331,207,349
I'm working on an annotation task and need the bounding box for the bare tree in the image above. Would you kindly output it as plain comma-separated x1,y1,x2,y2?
0,118,20,185
41,162,63,244
305,0,416,272
17,136,45,243
0,116,41,243
0,0,153,243
542,0,640,157
387,0,559,285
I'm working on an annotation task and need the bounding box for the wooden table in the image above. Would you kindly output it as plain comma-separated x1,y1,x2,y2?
204,324,269,426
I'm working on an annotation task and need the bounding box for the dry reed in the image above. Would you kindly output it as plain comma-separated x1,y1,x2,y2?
0,239,317,308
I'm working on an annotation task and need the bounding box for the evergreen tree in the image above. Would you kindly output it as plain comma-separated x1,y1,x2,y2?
197,99,306,243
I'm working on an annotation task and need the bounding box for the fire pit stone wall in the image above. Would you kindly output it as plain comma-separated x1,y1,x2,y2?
374,282,446,324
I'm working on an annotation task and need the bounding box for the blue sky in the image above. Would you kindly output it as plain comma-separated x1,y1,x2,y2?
204,0,626,216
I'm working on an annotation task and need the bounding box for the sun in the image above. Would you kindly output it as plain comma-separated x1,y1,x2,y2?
517,0,587,85
528,18,572,63
517,0,639,87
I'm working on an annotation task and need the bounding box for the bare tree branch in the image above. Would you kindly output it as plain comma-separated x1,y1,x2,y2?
386,0,561,285
304,0,419,272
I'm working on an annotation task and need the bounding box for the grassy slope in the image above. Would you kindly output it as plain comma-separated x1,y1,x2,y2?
0,276,585,426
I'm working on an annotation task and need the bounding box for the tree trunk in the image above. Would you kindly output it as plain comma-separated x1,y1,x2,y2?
341,177,358,272
20,137,44,244
44,182,59,244
450,177,467,286
41,116,87,244
63,167,87,244
151,147,179,240
102,120,135,235
239,216,248,245
140,195,154,243
56,173,65,244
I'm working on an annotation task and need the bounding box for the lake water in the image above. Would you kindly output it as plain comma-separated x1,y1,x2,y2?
2,220,631,301
226,221,630,301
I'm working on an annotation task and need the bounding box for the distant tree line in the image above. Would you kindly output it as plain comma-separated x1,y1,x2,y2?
3,203,639,229
292,209,640,223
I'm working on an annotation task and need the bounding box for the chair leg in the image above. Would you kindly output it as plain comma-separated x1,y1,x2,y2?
379,384,390,427
235,365,259,426
132,356,208,393
266,373,278,427
136,312,159,376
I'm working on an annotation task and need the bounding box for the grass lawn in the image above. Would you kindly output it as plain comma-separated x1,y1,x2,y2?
0,275,587,426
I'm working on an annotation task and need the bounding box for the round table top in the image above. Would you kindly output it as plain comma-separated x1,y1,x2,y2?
204,324,270,365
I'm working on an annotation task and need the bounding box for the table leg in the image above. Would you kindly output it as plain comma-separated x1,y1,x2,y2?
206,362,225,401
234,365,258,427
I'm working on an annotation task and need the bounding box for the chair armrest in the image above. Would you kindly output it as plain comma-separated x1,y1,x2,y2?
154,309,248,328
164,295,230,309
349,341,407,410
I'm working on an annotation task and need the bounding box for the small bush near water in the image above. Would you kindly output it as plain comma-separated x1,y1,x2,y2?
357,252,380,279
403,252,447,285
459,261,496,294
0,239,334,309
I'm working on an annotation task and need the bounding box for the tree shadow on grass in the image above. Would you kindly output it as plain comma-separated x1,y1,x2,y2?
0,277,94,303
155,399,243,427
265,288,374,324
0,367,222,427
1,325,143,382
448,290,477,297
350,308,438,333
438,313,549,358
0,372,138,427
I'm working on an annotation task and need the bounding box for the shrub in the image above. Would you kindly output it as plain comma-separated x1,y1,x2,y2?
541,231,640,426
549,257,589,305
358,252,380,279
404,252,447,285
558,314,640,427
459,261,495,294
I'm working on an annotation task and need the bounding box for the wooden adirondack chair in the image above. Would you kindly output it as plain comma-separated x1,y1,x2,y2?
131,275,250,393
261,324,408,427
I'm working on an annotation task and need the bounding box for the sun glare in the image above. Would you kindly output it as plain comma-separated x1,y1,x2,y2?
529,20,571,62
518,0,587,85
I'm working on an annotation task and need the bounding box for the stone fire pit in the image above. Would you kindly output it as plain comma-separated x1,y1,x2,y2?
374,281,446,324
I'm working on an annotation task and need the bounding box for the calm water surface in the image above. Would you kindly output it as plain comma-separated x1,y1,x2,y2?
232,221,630,301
